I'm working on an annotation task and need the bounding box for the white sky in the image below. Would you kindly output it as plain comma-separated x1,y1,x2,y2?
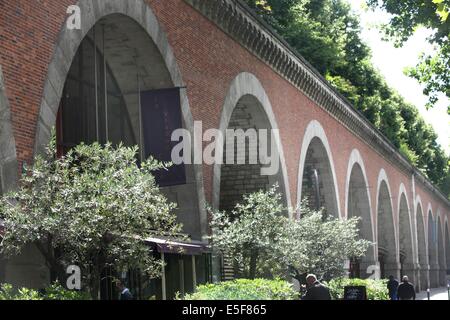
348,0,450,155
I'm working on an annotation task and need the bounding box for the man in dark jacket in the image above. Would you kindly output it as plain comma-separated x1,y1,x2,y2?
116,280,134,300
387,275,399,300
302,274,332,300
397,276,416,300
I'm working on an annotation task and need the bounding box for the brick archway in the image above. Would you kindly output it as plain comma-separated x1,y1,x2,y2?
427,206,439,287
415,196,429,290
437,214,446,286
376,169,399,279
212,72,291,214
32,0,208,239
398,184,415,284
345,149,376,276
0,65,18,195
297,120,340,218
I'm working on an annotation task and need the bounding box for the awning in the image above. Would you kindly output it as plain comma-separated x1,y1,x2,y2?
145,237,209,256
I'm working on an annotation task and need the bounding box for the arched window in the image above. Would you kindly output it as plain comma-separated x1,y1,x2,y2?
56,30,136,156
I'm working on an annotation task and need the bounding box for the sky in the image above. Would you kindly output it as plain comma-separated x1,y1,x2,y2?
348,0,450,155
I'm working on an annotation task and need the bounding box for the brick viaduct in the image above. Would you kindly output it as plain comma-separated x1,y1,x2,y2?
0,0,449,291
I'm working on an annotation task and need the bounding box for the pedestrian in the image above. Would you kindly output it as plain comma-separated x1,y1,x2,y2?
116,279,134,300
397,276,415,300
387,275,399,300
302,274,332,300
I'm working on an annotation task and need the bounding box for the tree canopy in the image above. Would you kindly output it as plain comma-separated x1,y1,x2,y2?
0,137,182,299
244,0,450,198
366,0,450,113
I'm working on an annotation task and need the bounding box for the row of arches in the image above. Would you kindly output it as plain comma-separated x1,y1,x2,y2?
0,0,448,290
212,73,449,290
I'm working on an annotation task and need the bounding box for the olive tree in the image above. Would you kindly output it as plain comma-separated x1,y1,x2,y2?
285,205,371,281
0,137,182,299
210,186,371,280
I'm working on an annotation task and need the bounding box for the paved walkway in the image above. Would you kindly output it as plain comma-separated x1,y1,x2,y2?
416,287,449,300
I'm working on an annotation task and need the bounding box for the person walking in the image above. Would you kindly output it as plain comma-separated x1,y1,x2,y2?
387,275,399,300
397,276,416,300
302,274,332,300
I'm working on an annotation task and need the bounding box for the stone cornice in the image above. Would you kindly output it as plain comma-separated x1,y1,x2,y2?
184,0,450,208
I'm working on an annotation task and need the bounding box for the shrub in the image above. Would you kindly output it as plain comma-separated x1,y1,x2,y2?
0,282,90,300
42,282,91,300
183,279,299,300
0,284,42,300
326,278,389,300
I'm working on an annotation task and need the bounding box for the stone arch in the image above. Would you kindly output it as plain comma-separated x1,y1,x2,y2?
0,65,18,195
415,196,428,290
397,184,415,284
437,213,446,286
32,0,207,239
213,72,291,214
345,149,375,277
427,206,439,287
376,169,398,279
297,120,340,218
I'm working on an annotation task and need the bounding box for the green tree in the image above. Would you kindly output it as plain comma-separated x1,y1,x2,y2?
286,204,371,280
245,0,450,198
366,0,450,113
209,186,370,280
0,137,182,299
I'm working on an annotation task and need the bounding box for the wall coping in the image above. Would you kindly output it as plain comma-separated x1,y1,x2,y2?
183,0,450,208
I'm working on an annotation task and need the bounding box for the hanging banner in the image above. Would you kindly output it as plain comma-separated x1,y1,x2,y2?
141,87,186,187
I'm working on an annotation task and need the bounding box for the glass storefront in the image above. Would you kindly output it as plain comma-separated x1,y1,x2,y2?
57,31,137,156
99,251,213,300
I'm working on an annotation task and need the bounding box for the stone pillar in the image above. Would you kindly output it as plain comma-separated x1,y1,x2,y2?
420,263,430,290
429,263,440,288
384,262,400,280
415,265,422,292
439,265,447,286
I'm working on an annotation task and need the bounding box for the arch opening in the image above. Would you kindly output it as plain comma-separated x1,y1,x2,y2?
300,137,339,217
377,180,398,279
398,193,414,283
437,216,446,286
218,94,287,213
57,14,202,240
445,222,450,280
416,204,428,291
428,212,438,288
347,162,374,278
217,93,288,280
32,9,210,300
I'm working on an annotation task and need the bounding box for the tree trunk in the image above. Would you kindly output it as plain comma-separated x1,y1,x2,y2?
89,271,100,300
249,248,259,280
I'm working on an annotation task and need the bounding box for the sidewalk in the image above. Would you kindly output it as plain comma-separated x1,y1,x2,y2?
416,287,449,300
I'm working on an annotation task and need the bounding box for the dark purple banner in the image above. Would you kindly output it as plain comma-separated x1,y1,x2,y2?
141,88,186,187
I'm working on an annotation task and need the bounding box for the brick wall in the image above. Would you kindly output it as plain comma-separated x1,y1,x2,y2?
0,0,448,227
